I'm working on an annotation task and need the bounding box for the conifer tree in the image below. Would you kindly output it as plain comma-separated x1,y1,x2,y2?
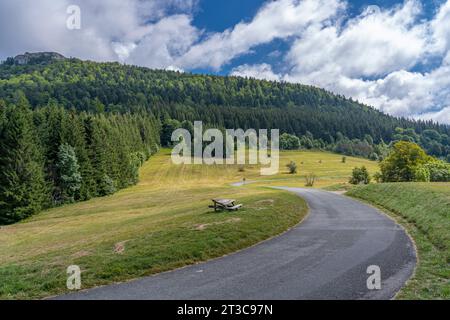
56,143,82,203
0,99,48,224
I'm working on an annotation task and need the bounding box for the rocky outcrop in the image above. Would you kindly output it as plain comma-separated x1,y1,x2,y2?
13,52,66,65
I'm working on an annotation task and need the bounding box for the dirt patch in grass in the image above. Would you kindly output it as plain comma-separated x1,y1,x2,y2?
255,199,274,206
72,250,92,258
113,241,130,254
194,218,242,231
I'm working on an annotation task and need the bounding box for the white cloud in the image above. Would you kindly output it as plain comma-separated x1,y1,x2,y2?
231,63,281,81
126,15,198,69
112,42,137,61
165,65,185,73
0,0,198,63
0,0,449,124
176,0,344,70
418,106,450,124
430,0,450,54
286,0,426,79
232,0,450,124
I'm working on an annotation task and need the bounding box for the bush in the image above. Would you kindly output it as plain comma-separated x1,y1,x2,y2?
369,153,379,161
380,141,430,182
128,152,144,186
413,166,430,182
349,166,371,185
280,133,301,150
424,161,450,182
99,174,116,196
305,173,316,187
342,156,346,163
286,161,297,174
373,172,383,183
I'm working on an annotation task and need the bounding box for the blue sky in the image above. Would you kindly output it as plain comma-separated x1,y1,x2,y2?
0,0,449,123
191,0,445,75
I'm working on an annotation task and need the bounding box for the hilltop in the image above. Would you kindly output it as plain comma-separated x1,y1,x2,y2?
0,52,449,161
4,52,66,66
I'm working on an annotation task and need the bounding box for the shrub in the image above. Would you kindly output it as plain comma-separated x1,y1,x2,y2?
349,166,371,185
280,133,301,150
424,161,450,182
342,156,346,163
128,152,144,186
369,153,379,161
286,161,297,174
99,174,116,196
380,141,430,182
413,165,431,182
305,173,316,187
373,172,383,183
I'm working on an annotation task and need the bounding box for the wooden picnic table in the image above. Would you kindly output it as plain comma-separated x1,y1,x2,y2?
210,199,243,211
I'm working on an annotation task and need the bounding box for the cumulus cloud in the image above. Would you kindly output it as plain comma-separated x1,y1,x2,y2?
232,0,450,124
0,0,449,123
126,15,198,68
0,0,198,63
285,0,426,79
176,0,344,70
430,0,450,54
419,106,450,124
231,63,281,81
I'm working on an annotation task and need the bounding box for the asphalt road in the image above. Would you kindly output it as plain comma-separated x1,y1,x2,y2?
55,188,416,300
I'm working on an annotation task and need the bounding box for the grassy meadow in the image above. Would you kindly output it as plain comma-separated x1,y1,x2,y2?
0,149,377,299
348,183,450,299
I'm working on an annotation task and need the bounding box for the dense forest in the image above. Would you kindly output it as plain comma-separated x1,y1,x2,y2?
0,52,449,224
0,93,160,224
0,55,449,160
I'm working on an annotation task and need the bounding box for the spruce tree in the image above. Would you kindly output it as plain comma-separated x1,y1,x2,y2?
56,143,82,203
0,100,48,224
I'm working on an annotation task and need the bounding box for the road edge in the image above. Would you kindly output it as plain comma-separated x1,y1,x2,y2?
344,192,419,300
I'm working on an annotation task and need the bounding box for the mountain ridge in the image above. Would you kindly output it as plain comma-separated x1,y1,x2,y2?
0,52,448,160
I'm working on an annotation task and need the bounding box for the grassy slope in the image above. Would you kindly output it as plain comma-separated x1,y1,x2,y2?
221,150,379,188
347,183,450,299
0,149,377,299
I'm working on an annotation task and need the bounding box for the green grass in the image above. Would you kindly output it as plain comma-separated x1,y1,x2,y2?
347,183,450,299
0,149,377,299
223,149,379,188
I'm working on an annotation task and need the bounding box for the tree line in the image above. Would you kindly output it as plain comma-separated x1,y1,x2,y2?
0,94,160,224
349,141,450,185
0,58,448,160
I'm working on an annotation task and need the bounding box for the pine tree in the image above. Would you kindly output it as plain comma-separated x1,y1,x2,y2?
0,99,48,224
56,143,82,203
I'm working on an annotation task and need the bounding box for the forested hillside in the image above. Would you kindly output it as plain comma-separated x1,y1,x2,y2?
0,56,449,159
0,94,160,224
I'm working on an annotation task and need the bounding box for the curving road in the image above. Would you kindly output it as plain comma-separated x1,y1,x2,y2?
55,188,416,300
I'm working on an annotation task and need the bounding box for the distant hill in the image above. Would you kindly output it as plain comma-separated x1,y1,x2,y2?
4,52,66,66
0,52,449,159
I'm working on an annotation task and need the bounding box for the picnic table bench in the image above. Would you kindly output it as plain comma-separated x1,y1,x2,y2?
209,199,243,211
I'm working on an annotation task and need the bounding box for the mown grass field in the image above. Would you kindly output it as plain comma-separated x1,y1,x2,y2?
348,183,450,299
0,149,377,299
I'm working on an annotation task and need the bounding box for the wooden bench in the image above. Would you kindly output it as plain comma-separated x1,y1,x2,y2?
209,199,243,211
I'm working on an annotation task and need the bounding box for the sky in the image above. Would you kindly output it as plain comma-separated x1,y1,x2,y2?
0,0,449,124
